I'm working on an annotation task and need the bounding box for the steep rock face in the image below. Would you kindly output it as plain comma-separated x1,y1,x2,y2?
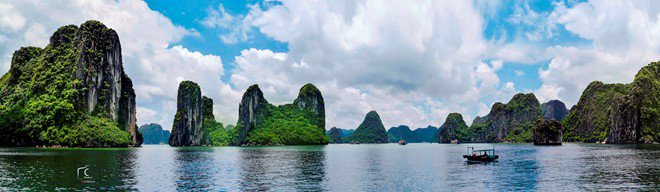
562,81,630,142
234,84,269,145
469,93,541,143
0,21,139,147
169,81,205,146
328,127,341,143
438,113,468,143
293,83,325,132
347,111,388,143
541,100,569,121
608,61,660,144
74,21,140,146
139,123,171,144
533,119,563,145
233,83,328,145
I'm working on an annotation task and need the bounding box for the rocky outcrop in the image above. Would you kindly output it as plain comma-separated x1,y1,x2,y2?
438,113,468,143
541,100,569,121
608,61,660,144
293,83,325,132
73,21,141,146
328,127,341,144
563,81,630,142
413,126,439,143
233,84,269,145
388,125,415,143
139,123,171,144
469,93,542,143
169,81,205,146
533,119,563,145
347,111,388,143
387,125,439,143
0,21,140,147
232,83,329,145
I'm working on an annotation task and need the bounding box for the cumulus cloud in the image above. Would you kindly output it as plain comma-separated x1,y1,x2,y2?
225,0,524,128
537,0,660,106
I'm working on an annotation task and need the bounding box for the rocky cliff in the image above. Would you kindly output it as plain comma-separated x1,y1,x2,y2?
469,93,541,143
233,84,328,145
438,113,468,143
541,100,569,121
533,119,563,145
347,111,388,143
608,61,660,144
562,81,630,142
0,21,140,147
139,123,170,144
293,83,325,132
169,81,205,146
233,84,269,145
328,127,341,143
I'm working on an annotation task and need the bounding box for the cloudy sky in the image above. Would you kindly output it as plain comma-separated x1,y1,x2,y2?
0,0,658,130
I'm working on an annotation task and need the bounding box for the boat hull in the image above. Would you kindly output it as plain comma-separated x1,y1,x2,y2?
463,155,499,162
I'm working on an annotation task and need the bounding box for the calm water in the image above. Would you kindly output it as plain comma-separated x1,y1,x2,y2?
0,144,658,191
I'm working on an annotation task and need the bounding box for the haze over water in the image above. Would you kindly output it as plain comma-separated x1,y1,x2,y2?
0,144,658,191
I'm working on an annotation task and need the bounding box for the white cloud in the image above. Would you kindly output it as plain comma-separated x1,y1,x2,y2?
201,4,255,44
538,0,660,106
226,0,519,129
0,3,25,32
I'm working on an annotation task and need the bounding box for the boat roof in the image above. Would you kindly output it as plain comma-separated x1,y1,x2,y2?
473,149,495,152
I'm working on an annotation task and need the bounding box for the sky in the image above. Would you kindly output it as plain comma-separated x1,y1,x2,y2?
0,0,658,131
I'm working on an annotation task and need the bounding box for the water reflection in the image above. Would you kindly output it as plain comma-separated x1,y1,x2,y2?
0,144,658,191
173,147,215,191
238,146,327,191
0,148,138,191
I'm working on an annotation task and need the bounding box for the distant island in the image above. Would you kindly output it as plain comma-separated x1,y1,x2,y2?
436,61,659,144
139,123,170,144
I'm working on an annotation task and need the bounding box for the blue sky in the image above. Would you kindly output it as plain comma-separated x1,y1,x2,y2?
0,0,657,130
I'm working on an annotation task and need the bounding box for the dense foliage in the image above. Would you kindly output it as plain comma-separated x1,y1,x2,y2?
346,111,388,143
466,93,541,143
245,104,329,145
562,82,630,142
233,84,329,146
0,21,136,147
628,61,660,143
438,113,469,143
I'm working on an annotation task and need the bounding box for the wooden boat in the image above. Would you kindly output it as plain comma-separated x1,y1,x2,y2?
463,147,498,163
398,140,407,145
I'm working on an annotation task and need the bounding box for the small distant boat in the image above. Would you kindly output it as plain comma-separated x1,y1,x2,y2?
398,140,407,145
350,140,360,145
463,147,498,163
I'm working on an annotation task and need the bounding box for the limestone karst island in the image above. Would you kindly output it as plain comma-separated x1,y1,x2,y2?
0,1,659,191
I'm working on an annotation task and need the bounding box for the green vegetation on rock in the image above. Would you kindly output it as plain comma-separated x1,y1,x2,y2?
562,81,630,142
564,61,660,143
346,111,388,143
467,93,541,143
233,84,329,145
438,113,469,143
0,21,139,147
